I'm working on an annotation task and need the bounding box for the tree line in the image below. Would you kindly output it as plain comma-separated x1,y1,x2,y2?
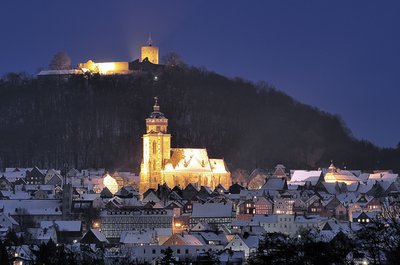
0,65,399,174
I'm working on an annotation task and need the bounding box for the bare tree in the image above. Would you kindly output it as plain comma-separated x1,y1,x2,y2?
49,51,71,70
161,52,186,67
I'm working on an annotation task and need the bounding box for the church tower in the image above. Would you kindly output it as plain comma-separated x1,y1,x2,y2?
140,36,159,64
139,97,171,194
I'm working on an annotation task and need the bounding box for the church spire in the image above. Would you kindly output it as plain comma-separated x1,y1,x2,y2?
153,96,160,112
147,34,153,46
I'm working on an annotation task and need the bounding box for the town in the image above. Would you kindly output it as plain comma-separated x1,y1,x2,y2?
0,99,399,264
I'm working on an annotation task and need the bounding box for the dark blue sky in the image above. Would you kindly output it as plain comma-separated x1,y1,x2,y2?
1,1,399,147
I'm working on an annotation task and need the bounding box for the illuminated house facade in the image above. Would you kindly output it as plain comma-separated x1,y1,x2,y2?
139,99,231,194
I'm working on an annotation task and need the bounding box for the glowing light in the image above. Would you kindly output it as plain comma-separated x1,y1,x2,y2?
93,222,100,228
97,62,116,74
103,173,118,194
174,222,182,227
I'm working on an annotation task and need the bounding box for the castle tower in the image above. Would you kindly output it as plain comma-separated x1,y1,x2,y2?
140,36,159,64
139,97,171,194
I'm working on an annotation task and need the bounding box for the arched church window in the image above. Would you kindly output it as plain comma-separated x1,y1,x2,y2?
153,141,157,154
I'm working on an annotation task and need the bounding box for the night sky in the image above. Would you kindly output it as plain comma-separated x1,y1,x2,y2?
1,1,399,147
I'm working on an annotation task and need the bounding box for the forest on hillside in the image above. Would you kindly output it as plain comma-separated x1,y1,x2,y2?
0,66,399,173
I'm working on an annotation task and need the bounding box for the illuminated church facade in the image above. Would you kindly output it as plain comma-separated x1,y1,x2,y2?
139,99,231,194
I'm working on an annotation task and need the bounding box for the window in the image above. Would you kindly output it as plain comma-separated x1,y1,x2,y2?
152,249,156,254
177,249,181,254
153,141,157,154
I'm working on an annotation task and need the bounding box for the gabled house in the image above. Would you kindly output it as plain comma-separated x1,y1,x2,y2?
0,212,19,231
365,197,381,212
214,183,227,194
254,196,274,215
237,199,255,221
0,176,12,190
273,192,295,215
80,229,109,247
25,167,46,185
247,168,268,190
33,189,48,199
191,222,211,232
352,211,377,223
44,169,63,186
197,186,213,200
41,221,82,243
228,183,245,194
182,183,200,200
225,234,251,256
307,196,324,214
142,189,161,203
100,187,114,199
293,198,307,215
334,202,348,220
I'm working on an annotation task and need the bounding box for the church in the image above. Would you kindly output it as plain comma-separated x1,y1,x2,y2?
139,98,231,194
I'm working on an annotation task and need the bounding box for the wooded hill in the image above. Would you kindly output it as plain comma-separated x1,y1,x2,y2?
0,67,399,173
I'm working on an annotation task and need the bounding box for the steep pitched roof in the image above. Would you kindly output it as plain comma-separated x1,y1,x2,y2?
261,178,287,191
81,229,109,244
191,202,233,218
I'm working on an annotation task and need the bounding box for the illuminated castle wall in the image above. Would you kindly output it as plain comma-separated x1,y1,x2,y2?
76,38,158,75
78,60,130,75
140,37,159,64
139,99,231,194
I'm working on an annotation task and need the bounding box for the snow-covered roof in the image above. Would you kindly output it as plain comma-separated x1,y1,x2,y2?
336,192,358,206
319,219,352,241
37,69,84,75
289,170,322,185
261,178,286,190
120,231,154,245
199,232,223,242
166,233,204,245
295,215,326,223
163,148,228,174
0,191,31,200
154,228,172,237
357,182,374,194
84,229,109,243
352,211,378,219
244,235,259,248
24,184,55,191
40,221,82,232
0,212,19,226
368,172,398,182
191,202,233,218
1,171,27,182
5,168,33,173
210,159,229,174
250,214,278,225
320,182,340,195
28,227,56,241
0,199,62,215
